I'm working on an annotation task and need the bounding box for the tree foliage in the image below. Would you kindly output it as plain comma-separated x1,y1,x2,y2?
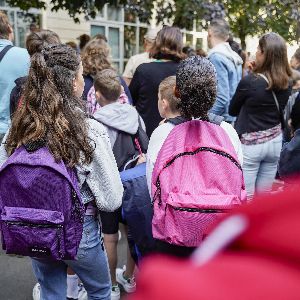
5,0,300,47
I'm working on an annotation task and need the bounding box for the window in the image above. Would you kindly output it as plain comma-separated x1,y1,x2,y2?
124,25,136,59
0,2,40,48
139,27,148,53
107,5,122,21
196,38,203,50
109,27,120,59
91,25,105,36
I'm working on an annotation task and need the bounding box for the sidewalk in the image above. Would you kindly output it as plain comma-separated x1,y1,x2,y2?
0,233,127,300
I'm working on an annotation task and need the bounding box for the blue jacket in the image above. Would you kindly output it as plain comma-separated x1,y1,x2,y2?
208,42,243,122
278,129,300,180
0,40,30,134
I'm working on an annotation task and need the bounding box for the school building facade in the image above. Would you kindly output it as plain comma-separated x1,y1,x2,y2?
0,1,208,73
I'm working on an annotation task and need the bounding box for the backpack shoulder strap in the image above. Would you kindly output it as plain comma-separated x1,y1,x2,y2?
0,45,14,63
165,116,189,126
257,73,285,129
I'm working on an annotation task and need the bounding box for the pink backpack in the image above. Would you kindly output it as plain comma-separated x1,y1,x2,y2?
151,120,246,247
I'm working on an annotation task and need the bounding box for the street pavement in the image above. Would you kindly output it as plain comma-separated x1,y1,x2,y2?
0,230,127,300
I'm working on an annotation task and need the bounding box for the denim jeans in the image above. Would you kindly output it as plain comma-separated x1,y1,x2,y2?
242,134,282,198
31,215,111,300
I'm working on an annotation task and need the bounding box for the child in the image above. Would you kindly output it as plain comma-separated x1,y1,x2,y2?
93,69,148,300
146,57,245,257
0,44,123,299
146,74,243,193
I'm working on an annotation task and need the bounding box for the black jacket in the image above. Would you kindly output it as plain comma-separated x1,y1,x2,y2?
278,129,300,180
229,73,291,136
129,61,179,137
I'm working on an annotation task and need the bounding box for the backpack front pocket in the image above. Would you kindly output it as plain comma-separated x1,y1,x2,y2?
163,193,234,247
1,206,65,260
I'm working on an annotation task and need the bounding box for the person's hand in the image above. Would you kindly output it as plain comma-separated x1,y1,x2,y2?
247,60,256,71
136,153,146,165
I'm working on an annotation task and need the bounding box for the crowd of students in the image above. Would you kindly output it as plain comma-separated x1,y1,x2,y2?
0,9,300,300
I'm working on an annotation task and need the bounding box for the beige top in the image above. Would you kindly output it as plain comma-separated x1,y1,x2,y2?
123,52,153,79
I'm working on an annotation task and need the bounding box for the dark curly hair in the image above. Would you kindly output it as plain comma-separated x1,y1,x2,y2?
6,44,94,167
176,56,217,119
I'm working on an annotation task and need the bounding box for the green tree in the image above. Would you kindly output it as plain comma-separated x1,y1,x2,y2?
6,0,300,48
224,0,300,48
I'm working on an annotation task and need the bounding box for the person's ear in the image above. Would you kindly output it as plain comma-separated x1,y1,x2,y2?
73,78,78,93
162,98,169,111
95,90,101,100
174,86,180,98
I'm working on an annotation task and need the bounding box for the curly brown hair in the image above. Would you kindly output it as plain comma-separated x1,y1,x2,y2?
6,44,94,167
81,39,114,76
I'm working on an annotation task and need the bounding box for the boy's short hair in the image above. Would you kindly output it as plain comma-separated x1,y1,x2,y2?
209,19,230,41
159,76,180,113
94,69,122,102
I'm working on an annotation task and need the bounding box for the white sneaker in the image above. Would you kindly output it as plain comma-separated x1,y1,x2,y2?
78,283,88,300
32,283,40,300
116,266,136,293
111,285,120,300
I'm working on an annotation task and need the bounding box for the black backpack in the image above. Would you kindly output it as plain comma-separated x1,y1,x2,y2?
112,118,149,171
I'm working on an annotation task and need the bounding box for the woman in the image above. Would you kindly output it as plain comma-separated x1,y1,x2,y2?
81,38,132,114
0,44,123,299
229,32,292,198
129,26,184,137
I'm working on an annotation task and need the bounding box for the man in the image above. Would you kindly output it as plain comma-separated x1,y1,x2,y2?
207,19,242,123
123,28,158,85
0,11,30,143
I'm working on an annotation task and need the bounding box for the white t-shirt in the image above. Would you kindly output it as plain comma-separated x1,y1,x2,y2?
123,52,153,79
146,121,243,195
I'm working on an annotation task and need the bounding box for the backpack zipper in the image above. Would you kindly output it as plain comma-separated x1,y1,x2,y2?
5,221,63,229
153,147,242,206
71,189,84,223
170,206,229,213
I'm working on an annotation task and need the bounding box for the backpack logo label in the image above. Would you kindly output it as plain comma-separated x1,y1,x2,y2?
29,246,51,256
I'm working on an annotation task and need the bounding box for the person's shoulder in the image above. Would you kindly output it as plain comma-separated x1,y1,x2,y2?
10,46,29,58
135,60,154,72
86,118,108,137
236,73,257,88
150,122,174,143
132,52,149,61
220,121,238,136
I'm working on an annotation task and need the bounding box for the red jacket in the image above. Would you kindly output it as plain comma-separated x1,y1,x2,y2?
130,187,300,300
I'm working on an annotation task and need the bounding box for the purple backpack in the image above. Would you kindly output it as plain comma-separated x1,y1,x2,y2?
0,145,85,260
